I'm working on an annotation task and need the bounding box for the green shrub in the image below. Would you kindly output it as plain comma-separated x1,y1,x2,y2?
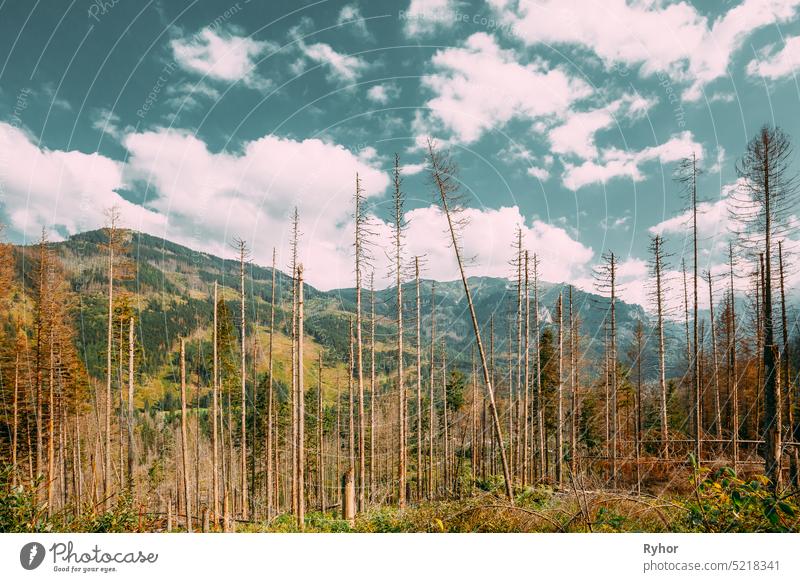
683,466,799,532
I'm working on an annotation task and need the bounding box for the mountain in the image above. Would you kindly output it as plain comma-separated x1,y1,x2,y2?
11,229,688,407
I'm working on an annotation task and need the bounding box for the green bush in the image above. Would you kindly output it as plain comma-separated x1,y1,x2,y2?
683,466,799,532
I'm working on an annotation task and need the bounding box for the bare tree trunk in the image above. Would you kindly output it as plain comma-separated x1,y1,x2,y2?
707,273,723,450
728,244,739,472
415,258,423,500
428,283,436,499
105,216,116,511
266,251,276,519
533,257,544,480
523,251,530,485
212,282,219,521
427,141,513,502
318,352,325,512
47,330,54,516
127,317,135,492
778,242,797,484
370,275,376,503
297,264,305,529
348,319,355,484
651,235,669,458
391,161,406,508
355,176,367,513
569,286,578,478
12,353,19,487
555,292,564,487
180,339,192,532
236,239,249,519
441,339,449,494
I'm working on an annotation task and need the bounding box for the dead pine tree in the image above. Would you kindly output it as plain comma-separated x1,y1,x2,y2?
732,125,797,488
426,140,513,502
317,351,325,513
414,257,424,500
289,209,300,516
353,176,370,513
649,235,671,458
428,282,437,499
778,241,798,485
348,319,356,493
102,206,122,510
296,263,305,529
532,254,544,481
233,236,250,519
705,271,723,451
523,251,531,485
180,338,192,532
266,249,277,520
676,154,703,464
595,251,619,488
212,281,220,522
568,285,579,479
388,157,408,508
555,291,564,487
728,243,740,472
126,316,135,493
369,272,377,502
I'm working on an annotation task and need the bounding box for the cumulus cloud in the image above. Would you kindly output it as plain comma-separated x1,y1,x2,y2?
122,128,389,289
385,205,594,286
0,122,165,241
549,94,657,160
366,83,401,104
747,35,800,80
562,131,703,190
402,0,462,37
170,26,274,87
337,4,372,39
299,41,369,84
490,0,800,101
419,32,592,144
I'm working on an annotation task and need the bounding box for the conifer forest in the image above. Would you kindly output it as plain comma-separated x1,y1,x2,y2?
1,0,800,535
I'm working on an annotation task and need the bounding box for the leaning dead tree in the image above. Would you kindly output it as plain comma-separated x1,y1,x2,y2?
732,125,798,487
426,139,513,502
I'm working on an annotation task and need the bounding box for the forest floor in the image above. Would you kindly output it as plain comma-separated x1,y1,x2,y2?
3,464,799,533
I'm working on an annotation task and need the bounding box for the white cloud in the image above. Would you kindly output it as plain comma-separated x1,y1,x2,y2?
562,131,703,190
300,41,369,84
420,32,592,144
122,128,389,289
527,166,550,181
337,4,372,39
549,94,656,160
170,26,274,87
402,0,461,37
90,107,125,141
393,205,594,285
491,0,800,101
0,122,165,240
747,34,800,80
366,83,401,104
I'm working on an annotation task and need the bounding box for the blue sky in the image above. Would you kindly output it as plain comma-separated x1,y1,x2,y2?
1,0,799,306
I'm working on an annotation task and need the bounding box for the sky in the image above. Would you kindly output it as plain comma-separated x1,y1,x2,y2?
1,0,799,308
